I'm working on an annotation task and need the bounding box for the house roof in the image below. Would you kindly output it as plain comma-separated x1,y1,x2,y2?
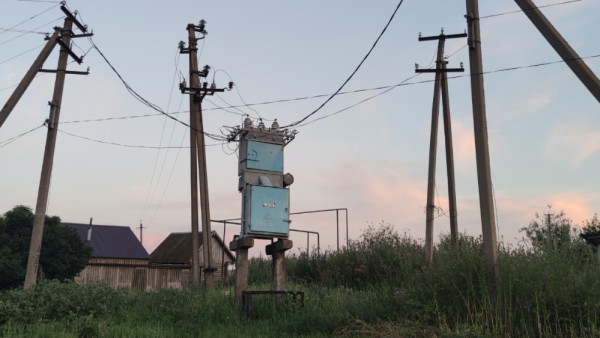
62,223,149,260
150,231,235,264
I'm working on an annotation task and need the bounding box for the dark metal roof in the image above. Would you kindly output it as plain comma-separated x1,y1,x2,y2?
62,223,149,259
150,231,235,264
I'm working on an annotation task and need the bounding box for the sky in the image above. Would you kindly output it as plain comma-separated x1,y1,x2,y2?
1,0,599,257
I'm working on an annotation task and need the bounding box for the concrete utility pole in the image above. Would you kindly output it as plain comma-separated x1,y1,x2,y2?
423,37,444,264
514,0,600,104
0,30,59,129
24,6,91,289
465,0,500,287
441,63,459,247
138,221,146,245
184,24,203,287
180,20,233,289
417,29,466,263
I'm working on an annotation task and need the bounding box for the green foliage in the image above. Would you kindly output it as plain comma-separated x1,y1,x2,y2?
582,214,600,235
0,205,92,290
284,222,425,288
3,220,600,336
520,210,583,253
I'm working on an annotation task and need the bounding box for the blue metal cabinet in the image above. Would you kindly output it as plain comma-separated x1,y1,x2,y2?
246,141,283,172
248,186,289,236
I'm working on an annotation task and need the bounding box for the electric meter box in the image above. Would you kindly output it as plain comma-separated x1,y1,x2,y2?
244,185,290,237
241,140,283,173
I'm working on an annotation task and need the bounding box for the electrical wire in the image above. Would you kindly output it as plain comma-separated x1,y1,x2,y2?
141,48,183,222
0,16,64,46
84,36,228,142
480,0,582,19
0,2,59,37
57,129,223,149
49,52,600,126
0,28,48,35
0,43,45,65
213,69,262,119
147,94,189,226
282,0,405,128
52,51,600,127
0,124,45,148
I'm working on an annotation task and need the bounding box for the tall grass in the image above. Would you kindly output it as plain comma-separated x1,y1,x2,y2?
273,223,600,336
3,223,600,336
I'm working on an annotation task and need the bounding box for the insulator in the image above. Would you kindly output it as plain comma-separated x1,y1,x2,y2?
210,82,217,90
258,119,265,129
271,119,279,131
244,117,253,128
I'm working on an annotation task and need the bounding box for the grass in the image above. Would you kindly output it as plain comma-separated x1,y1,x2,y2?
2,223,600,336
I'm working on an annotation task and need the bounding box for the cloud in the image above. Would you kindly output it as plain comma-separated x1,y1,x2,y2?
544,121,600,168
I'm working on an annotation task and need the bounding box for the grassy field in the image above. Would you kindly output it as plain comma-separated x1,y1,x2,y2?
2,224,600,337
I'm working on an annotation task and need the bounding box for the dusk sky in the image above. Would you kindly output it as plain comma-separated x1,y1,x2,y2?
1,0,598,256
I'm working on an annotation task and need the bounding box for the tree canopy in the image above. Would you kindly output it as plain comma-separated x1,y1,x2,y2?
0,206,92,290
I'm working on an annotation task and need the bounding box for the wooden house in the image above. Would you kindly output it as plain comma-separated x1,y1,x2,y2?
63,223,150,289
149,231,236,289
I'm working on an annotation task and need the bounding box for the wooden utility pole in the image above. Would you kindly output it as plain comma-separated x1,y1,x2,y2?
465,0,500,287
417,30,466,262
180,21,232,289
514,0,600,103
24,6,90,289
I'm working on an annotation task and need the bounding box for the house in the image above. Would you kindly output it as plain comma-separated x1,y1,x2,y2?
149,231,236,289
63,222,150,289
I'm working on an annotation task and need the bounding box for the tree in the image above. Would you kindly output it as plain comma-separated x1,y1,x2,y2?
0,206,92,289
581,214,600,235
520,210,581,252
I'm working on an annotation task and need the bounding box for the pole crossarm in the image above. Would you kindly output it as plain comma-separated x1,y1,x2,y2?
416,67,464,73
419,32,468,41
60,5,88,33
38,69,90,75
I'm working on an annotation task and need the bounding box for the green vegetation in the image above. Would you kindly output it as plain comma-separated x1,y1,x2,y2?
0,206,92,290
2,214,600,336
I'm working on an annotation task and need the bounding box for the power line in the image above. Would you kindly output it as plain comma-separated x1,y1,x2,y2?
57,128,223,149
141,48,184,222
0,28,47,35
282,0,406,128
0,16,64,46
0,2,59,37
84,36,228,142
54,52,600,127
0,43,45,65
0,124,45,148
480,0,582,19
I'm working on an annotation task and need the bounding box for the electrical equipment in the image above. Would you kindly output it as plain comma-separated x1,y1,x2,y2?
231,118,296,238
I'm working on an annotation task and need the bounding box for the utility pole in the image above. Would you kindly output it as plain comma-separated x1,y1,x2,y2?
179,20,233,289
0,30,59,129
416,29,466,263
465,0,500,288
514,0,600,104
24,5,91,289
138,221,146,245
